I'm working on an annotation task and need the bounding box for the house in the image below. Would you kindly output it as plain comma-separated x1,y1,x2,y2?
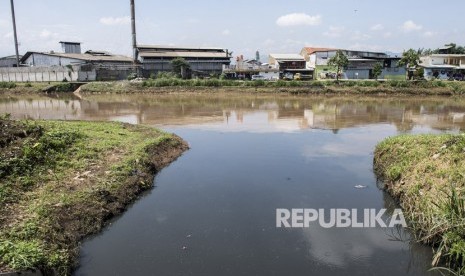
0,55,22,68
420,54,465,80
300,47,405,80
137,45,232,77
268,54,313,79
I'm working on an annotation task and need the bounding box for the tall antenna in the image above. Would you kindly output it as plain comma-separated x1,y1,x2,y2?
10,0,20,67
130,0,138,64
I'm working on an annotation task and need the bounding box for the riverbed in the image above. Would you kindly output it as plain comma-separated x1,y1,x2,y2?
2,93,464,275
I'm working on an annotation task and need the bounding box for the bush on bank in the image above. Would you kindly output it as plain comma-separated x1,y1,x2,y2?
374,134,465,274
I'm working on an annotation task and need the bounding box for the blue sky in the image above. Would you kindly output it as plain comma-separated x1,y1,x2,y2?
1,0,464,58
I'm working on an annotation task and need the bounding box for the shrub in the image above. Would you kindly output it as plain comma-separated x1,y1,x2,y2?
0,82,17,89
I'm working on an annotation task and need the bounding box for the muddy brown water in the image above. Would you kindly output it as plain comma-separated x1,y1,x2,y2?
2,93,465,276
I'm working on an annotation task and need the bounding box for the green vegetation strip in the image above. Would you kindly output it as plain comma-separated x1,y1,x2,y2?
79,79,465,96
374,134,465,274
0,116,187,275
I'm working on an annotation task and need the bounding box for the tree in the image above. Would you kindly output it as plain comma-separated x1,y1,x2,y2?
170,57,191,78
398,49,421,80
444,43,465,54
327,50,349,81
372,62,383,80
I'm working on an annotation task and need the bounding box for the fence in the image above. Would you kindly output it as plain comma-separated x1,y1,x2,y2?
0,64,138,82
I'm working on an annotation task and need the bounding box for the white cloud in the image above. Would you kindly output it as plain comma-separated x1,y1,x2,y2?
370,24,384,31
401,20,423,32
3,32,13,39
276,13,322,27
423,31,436,37
222,29,231,36
323,26,345,38
99,16,131,26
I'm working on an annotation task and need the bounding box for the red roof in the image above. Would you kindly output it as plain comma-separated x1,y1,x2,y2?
302,47,338,55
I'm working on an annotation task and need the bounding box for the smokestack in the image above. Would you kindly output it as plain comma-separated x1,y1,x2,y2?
130,0,138,63
10,0,20,67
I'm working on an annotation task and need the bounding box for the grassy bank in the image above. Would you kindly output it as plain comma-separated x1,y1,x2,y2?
0,82,79,94
79,79,465,96
3,80,465,96
0,116,188,275
374,134,465,274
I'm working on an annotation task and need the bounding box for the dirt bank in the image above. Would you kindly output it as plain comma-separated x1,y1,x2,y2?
374,134,465,274
0,118,188,275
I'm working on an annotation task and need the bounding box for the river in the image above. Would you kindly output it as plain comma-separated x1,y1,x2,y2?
2,93,464,275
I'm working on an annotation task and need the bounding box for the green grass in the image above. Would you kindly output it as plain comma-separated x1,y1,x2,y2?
374,134,465,274
78,79,465,96
0,119,187,275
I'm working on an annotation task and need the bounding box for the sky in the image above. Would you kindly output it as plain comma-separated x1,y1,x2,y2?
1,0,464,59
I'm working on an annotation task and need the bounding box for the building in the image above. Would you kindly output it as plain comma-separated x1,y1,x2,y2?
268,54,313,79
137,45,232,77
21,50,133,67
420,54,465,80
11,42,135,81
300,47,405,80
0,55,22,68
222,55,279,80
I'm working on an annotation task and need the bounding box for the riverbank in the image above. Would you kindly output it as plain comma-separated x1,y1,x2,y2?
374,134,465,274
0,117,188,275
2,80,465,96
0,82,80,95
79,79,465,96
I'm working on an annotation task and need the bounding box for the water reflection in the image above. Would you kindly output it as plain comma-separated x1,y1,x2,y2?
0,93,460,275
1,94,465,133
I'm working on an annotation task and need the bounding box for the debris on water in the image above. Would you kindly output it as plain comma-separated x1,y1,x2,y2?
354,185,367,189
286,177,291,181
182,246,188,250
186,234,192,238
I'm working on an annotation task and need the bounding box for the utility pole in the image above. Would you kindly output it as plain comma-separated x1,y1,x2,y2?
10,0,20,67
130,0,138,64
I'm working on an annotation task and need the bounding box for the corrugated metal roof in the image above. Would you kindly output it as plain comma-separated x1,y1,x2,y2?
0,55,22,60
269,54,304,60
302,47,338,55
139,51,230,59
138,45,225,51
21,51,133,63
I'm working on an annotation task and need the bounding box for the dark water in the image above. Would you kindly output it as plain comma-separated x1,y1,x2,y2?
2,93,465,276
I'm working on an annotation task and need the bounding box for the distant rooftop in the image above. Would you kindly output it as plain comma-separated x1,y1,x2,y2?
20,51,132,63
59,41,81,45
137,45,226,52
270,54,304,60
302,47,338,55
